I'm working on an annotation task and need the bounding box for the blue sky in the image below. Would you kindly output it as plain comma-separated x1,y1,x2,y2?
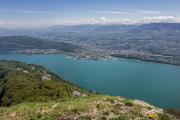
0,0,180,28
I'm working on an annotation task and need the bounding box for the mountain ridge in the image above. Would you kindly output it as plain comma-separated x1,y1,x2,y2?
0,36,82,54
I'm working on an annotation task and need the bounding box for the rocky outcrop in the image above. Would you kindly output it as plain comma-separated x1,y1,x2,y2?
41,71,51,80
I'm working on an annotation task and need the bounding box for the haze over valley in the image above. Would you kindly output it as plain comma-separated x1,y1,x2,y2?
1,23,180,65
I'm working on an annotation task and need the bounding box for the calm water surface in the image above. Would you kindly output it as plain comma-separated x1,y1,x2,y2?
0,54,180,108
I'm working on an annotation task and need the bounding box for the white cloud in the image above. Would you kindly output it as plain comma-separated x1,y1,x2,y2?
1,15,180,28
82,17,108,24
0,21,18,28
76,17,133,25
0,21,3,25
141,16,180,23
99,17,107,21
98,11,127,14
97,9,164,15
55,16,180,25
79,16,180,25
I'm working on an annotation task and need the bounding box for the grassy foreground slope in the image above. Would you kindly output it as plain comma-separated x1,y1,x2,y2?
0,95,178,120
0,60,179,120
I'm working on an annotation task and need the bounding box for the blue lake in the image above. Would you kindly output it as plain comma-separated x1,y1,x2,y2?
0,54,180,108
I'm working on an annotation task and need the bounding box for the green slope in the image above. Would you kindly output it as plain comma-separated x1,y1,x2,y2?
0,60,87,106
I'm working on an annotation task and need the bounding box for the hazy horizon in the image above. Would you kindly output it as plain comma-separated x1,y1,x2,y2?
0,0,180,28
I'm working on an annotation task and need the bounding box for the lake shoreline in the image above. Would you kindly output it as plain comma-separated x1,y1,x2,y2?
113,56,180,67
2,51,180,66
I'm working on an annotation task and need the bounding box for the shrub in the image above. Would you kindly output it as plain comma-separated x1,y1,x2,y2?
78,116,91,120
71,109,78,113
103,111,110,115
111,109,119,115
101,116,107,120
96,104,100,109
112,114,129,120
123,99,134,107
106,97,115,104
158,113,171,120
165,109,180,118
147,113,158,119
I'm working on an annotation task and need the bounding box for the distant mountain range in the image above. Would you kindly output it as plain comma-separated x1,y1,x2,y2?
1,23,180,35
0,36,81,53
0,23,180,65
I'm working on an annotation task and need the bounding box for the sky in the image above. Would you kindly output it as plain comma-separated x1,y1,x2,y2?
0,0,180,28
